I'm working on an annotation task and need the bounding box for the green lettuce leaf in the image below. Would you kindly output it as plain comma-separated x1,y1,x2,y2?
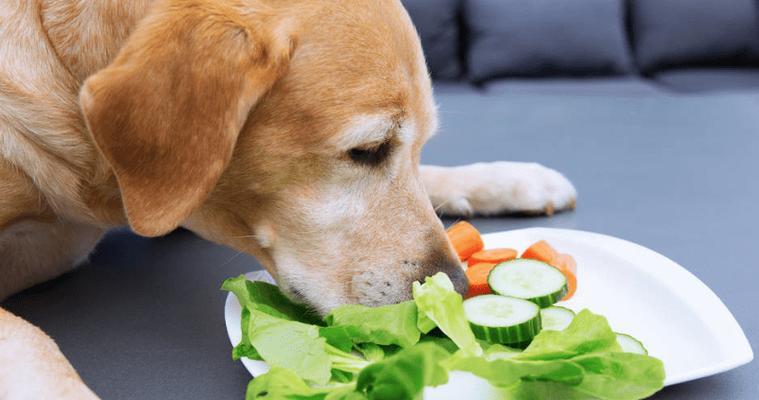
325,302,420,348
319,326,361,353
516,310,621,361
222,275,322,325
481,343,522,360
500,353,665,400
356,342,450,400
418,336,459,354
246,310,333,385
570,352,665,400
355,343,386,363
232,308,261,360
331,369,355,383
412,273,482,356
503,381,596,400
246,367,328,400
246,367,364,400
445,353,585,387
446,310,665,400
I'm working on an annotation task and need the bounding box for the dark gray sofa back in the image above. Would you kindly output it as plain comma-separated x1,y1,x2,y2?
630,0,759,73
401,0,759,83
401,0,462,80
464,0,632,82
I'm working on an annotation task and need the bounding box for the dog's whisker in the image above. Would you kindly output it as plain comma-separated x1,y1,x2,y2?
227,234,257,239
434,198,453,214
214,251,244,270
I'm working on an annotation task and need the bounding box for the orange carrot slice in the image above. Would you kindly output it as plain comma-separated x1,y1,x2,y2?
465,262,497,298
467,248,518,267
446,221,484,261
521,240,559,264
552,254,578,301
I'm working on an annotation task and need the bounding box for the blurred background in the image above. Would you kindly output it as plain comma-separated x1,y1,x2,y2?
3,0,758,399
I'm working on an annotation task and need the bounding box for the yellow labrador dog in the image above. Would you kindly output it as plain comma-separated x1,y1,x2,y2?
0,0,575,397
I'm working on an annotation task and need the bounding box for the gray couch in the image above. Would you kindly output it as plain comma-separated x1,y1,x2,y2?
403,0,759,150
404,0,759,86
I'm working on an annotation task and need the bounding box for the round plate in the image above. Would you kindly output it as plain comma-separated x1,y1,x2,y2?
224,228,753,399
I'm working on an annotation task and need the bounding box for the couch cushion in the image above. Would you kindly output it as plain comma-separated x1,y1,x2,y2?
464,0,632,83
653,68,759,93
402,0,462,80
484,78,663,97
631,0,759,73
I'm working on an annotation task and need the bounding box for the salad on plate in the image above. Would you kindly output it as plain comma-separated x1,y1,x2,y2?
223,222,665,400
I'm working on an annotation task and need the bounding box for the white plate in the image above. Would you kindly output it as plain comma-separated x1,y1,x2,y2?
224,228,753,399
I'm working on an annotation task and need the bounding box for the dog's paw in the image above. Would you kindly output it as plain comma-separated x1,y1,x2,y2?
423,162,577,216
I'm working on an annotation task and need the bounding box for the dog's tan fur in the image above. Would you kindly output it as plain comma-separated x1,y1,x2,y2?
0,0,576,397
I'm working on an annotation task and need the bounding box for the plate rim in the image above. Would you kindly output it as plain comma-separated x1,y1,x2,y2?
223,227,754,387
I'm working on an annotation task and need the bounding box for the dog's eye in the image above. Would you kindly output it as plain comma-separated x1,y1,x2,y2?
347,141,391,166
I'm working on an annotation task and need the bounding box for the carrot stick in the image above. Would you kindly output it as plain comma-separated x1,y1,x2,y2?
552,254,578,301
446,221,484,261
467,248,518,267
465,262,496,298
521,240,559,264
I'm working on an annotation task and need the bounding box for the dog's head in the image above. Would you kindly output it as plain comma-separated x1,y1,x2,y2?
80,0,466,313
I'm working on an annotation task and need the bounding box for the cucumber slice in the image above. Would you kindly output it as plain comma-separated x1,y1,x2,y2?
540,306,575,331
616,333,648,355
464,295,541,345
488,259,567,308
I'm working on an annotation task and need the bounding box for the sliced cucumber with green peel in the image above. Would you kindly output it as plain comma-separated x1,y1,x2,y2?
616,333,648,355
488,259,567,307
540,306,575,331
464,295,541,345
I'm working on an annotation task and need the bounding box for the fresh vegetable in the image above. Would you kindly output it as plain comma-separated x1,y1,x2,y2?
553,253,578,301
325,301,421,348
448,310,665,400
540,306,576,331
222,276,322,361
412,273,483,356
521,240,559,264
445,221,484,261
464,263,497,297
222,276,321,324
521,241,579,301
617,333,649,355
245,367,353,400
355,343,387,362
242,310,333,384
356,343,450,400
519,310,620,359
488,259,568,307
232,308,260,360
226,270,664,400
464,295,541,347
467,248,517,267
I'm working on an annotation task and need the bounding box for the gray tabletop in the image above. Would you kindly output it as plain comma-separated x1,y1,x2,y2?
3,86,757,399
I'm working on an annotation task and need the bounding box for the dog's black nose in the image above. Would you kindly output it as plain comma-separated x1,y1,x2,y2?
446,264,469,296
421,254,469,296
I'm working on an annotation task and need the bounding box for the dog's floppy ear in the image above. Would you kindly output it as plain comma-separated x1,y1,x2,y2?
80,0,293,237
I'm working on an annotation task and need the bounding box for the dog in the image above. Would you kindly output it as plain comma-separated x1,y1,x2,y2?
0,0,576,398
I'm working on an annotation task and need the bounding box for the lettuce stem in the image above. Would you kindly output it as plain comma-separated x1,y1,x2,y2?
325,343,371,373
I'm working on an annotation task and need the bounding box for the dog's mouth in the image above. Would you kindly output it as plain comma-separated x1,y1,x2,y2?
282,284,309,306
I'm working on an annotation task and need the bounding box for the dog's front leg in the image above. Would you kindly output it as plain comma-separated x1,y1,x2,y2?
0,308,99,399
420,162,577,217
0,163,104,301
